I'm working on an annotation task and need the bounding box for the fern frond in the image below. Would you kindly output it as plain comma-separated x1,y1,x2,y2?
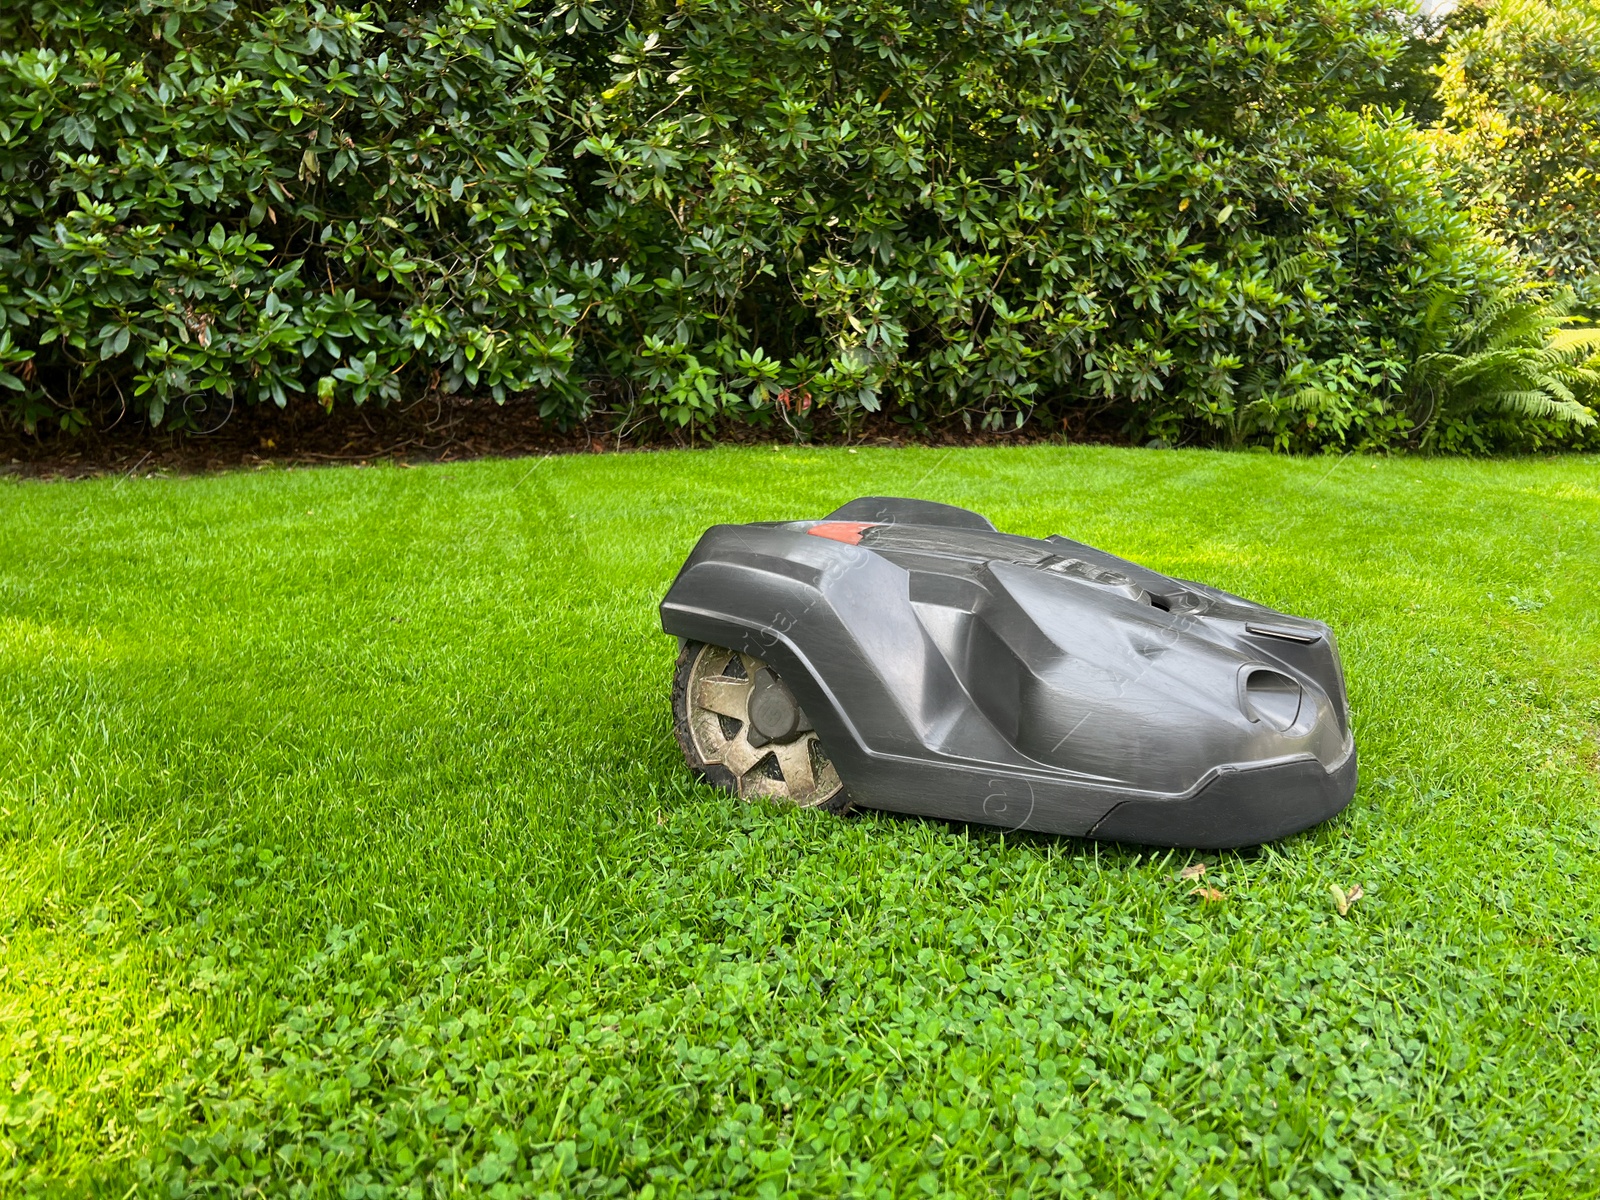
1549,327,1600,354
1471,300,1557,352
1530,374,1577,405
1282,386,1342,411
1489,389,1597,424
1406,283,1600,429
1269,252,1322,293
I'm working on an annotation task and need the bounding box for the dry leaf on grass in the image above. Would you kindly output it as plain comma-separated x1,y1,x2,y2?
1330,882,1365,916
1189,885,1225,904
1178,863,1207,881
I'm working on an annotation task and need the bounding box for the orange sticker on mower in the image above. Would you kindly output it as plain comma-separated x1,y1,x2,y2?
806,522,878,545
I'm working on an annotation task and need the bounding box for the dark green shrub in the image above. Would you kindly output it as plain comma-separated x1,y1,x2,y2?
1,0,587,433
0,0,1566,448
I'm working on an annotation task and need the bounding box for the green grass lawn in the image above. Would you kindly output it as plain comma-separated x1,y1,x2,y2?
2,446,1598,1198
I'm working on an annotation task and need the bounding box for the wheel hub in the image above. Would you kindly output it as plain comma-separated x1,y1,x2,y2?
746,667,805,745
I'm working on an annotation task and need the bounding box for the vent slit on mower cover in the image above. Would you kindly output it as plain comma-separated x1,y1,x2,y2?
662,497,1356,849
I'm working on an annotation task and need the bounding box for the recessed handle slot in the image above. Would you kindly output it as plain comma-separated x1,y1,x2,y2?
1246,622,1321,644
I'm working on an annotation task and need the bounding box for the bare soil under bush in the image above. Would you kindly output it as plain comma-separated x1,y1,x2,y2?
0,396,1125,479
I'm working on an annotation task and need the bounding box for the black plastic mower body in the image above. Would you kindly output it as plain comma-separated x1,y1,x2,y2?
659,497,1356,848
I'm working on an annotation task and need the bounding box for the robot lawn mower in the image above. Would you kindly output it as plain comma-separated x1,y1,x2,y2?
661,497,1356,849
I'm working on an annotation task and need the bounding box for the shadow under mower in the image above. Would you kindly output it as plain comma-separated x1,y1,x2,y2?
661,496,1356,849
